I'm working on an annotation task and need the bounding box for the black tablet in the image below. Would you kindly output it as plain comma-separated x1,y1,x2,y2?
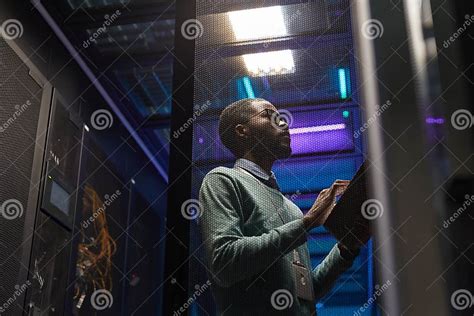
323,161,372,244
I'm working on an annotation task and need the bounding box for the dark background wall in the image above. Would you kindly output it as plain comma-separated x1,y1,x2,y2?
0,1,167,315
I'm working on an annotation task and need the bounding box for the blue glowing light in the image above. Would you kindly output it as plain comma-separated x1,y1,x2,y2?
338,68,349,99
242,76,255,98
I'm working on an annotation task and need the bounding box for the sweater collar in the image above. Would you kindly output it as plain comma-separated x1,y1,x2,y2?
234,158,276,181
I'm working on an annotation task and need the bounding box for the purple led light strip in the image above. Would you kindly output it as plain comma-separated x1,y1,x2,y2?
289,123,347,135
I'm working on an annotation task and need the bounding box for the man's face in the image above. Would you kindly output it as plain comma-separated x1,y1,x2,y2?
240,100,292,159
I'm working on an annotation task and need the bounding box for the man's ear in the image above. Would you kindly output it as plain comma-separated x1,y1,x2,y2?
235,124,249,139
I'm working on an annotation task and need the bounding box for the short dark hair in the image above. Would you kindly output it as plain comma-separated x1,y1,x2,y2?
218,98,267,157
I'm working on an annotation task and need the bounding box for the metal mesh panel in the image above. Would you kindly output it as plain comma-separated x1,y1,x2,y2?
188,1,371,315
0,37,43,311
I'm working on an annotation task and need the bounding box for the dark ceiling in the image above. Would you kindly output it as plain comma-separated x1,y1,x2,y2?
44,0,352,175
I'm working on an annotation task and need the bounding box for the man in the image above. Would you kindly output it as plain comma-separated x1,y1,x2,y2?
198,98,366,315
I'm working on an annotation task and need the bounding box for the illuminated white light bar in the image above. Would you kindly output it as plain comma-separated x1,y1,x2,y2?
228,6,287,41
289,124,347,135
243,50,295,76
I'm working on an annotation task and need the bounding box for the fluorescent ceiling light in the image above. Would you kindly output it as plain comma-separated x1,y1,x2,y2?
243,50,295,76
289,124,347,135
228,6,287,41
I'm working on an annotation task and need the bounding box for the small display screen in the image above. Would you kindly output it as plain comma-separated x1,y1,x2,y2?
50,180,70,215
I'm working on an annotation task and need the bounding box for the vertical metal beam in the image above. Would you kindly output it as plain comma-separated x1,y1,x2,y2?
351,1,400,314
162,0,195,314
351,0,449,314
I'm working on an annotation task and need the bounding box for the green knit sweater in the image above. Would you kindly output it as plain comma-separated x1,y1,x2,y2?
198,166,356,316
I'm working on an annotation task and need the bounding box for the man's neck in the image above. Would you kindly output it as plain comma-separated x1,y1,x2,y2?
241,152,274,175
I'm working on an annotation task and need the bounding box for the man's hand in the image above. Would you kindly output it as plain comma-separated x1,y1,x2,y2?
303,180,350,230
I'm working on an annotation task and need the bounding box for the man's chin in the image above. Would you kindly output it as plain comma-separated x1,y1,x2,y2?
274,146,292,159
256,142,292,160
